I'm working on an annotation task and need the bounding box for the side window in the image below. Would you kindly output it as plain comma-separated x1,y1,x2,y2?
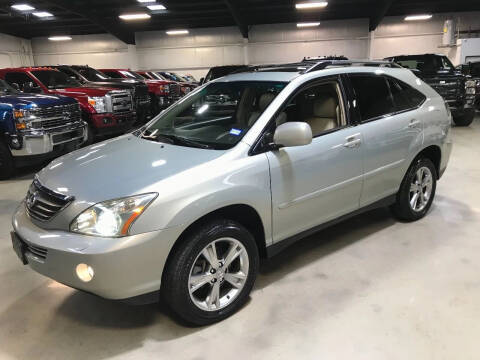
349,74,395,121
4,72,33,90
278,81,346,137
61,68,81,80
388,78,426,112
103,71,121,79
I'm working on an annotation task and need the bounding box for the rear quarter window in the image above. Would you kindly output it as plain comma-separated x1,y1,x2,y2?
387,77,426,112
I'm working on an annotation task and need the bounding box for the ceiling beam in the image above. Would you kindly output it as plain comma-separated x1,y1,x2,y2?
42,0,136,44
223,0,249,38
369,0,395,31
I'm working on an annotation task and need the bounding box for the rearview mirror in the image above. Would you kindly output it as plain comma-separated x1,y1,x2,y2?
273,122,312,148
23,82,41,94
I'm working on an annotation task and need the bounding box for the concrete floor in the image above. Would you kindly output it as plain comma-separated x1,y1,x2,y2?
1,116,480,360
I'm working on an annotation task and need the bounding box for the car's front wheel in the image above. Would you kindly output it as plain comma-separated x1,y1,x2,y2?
162,219,259,326
391,158,437,221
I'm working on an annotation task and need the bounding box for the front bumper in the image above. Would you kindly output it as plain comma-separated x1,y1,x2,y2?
12,204,182,301
10,122,87,157
90,112,136,132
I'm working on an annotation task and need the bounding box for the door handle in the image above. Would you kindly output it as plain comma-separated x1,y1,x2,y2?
343,136,362,148
408,119,421,128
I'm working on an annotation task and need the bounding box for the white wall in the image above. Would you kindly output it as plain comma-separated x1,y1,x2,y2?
0,33,33,68
18,10,480,79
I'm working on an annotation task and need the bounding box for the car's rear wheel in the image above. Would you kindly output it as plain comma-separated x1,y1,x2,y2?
391,158,437,221
0,141,14,180
162,219,259,326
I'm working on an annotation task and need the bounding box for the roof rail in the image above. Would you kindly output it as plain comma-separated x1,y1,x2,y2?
304,59,401,73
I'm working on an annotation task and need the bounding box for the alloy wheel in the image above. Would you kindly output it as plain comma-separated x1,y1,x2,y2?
409,166,433,212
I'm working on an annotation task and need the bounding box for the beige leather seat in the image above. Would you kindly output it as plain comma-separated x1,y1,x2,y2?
248,93,277,126
304,95,339,136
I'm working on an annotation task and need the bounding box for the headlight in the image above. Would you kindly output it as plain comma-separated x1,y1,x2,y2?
88,96,107,113
70,193,157,237
13,109,36,130
466,87,476,95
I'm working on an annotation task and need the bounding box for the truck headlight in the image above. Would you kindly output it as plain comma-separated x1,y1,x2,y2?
88,96,107,113
13,109,36,130
70,193,157,237
466,80,476,95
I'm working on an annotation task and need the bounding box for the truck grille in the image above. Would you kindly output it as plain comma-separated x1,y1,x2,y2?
30,103,82,130
25,179,73,222
109,91,133,114
169,83,181,98
427,79,460,100
134,84,149,100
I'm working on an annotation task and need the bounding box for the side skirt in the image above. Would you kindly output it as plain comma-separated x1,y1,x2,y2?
265,194,396,258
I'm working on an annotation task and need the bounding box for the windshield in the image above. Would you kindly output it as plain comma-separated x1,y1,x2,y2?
120,70,144,80
150,72,166,80
74,67,111,81
0,79,19,94
140,81,287,150
32,70,81,88
392,55,454,73
161,72,184,82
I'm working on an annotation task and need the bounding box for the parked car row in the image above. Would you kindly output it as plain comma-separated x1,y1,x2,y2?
0,65,198,179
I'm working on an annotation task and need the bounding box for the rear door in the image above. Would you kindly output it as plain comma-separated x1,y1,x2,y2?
347,73,425,207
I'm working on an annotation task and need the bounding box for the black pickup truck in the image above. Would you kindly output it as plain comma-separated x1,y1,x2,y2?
53,65,151,124
385,54,476,126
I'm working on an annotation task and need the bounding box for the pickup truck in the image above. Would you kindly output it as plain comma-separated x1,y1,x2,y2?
385,54,476,126
52,65,151,124
100,69,179,116
0,79,86,179
156,71,198,95
0,67,135,143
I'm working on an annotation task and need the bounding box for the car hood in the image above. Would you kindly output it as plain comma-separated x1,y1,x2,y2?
36,134,228,204
0,93,75,108
54,86,115,97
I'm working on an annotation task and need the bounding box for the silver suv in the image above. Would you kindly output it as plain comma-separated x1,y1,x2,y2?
11,60,452,325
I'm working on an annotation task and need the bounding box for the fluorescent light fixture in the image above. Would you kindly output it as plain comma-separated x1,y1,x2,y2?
147,4,166,10
297,22,321,27
48,36,72,41
405,14,433,21
166,29,189,35
32,11,53,17
11,4,35,11
137,0,155,2
296,2,328,9
119,13,151,20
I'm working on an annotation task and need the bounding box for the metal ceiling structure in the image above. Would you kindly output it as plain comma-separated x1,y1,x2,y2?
0,0,479,44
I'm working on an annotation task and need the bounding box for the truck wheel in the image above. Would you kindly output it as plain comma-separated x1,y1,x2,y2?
391,158,437,222
453,109,475,126
162,219,259,326
0,142,14,180
84,124,95,146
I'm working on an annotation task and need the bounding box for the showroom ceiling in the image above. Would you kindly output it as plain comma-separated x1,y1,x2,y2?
0,0,479,44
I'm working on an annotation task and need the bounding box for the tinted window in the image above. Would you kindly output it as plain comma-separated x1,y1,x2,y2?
388,78,426,112
4,72,33,89
0,79,19,94
32,70,81,88
391,55,453,73
103,71,123,79
350,75,395,121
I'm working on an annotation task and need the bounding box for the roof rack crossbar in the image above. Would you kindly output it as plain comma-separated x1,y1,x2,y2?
304,60,400,73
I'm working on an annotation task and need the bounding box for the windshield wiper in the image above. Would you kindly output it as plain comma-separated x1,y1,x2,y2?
142,132,213,149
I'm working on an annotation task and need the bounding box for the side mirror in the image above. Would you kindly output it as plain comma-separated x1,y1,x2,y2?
11,83,20,91
199,77,205,85
273,122,312,148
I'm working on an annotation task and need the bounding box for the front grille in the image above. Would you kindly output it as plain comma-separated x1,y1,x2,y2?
25,242,48,260
30,103,82,130
134,84,149,100
109,91,133,114
427,79,460,100
25,179,73,222
169,83,181,97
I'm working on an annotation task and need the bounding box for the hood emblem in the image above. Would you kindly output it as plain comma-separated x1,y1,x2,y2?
63,111,71,120
26,191,38,209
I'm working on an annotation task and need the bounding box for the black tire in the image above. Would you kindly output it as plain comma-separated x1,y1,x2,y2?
0,141,14,180
150,94,160,117
391,158,437,222
84,124,95,146
453,109,475,126
162,219,259,326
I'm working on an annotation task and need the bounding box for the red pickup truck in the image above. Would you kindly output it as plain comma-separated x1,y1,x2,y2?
0,67,135,143
100,69,181,115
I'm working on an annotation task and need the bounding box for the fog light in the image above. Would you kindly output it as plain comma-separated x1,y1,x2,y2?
102,117,112,124
76,263,94,282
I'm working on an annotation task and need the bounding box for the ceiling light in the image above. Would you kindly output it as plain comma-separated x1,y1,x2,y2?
119,13,151,20
405,14,433,21
137,0,155,2
166,29,189,35
296,2,328,9
147,4,166,10
11,4,35,11
297,22,321,27
32,11,53,17
48,36,72,41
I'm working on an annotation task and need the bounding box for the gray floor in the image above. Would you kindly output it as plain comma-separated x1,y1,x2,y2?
1,116,480,360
